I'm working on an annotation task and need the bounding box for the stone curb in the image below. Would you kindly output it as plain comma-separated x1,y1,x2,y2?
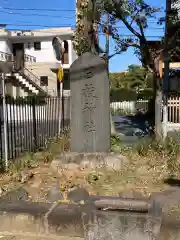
0,196,166,239
0,200,85,237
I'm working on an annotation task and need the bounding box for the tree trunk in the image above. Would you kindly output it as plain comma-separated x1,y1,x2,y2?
152,74,163,140
155,89,163,140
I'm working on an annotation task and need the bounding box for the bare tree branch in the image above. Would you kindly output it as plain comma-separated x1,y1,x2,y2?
119,15,142,39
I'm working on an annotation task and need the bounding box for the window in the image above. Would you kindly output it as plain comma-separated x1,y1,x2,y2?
40,76,48,86
63,70,70,90
62,40,69,64
34,42,41,50
27,42,31,49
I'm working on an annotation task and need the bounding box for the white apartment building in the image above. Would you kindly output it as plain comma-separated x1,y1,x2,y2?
0,27,77,97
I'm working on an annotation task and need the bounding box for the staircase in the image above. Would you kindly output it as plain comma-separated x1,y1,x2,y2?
19,68,48,95
1,52,48,96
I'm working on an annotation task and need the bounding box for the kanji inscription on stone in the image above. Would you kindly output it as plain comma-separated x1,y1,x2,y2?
81,83,98,132
70,52,110,152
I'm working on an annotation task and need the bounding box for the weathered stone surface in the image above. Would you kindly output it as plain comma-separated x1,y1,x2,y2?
52,152,128,172
0,187,4,196
0,62,13,73
2,194,180,239
67,188,89,203
0,200,84,237
46,185,64,202
70,52,110,153
82,211,162,240
0,187,29,201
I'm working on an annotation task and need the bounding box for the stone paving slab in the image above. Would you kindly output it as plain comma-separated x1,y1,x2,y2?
0,233,83,240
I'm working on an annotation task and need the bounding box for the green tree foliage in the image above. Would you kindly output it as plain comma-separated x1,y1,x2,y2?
109,72,126,88
110,65,153,90
110,65,153,101
74,0,180,138
74,0,180,70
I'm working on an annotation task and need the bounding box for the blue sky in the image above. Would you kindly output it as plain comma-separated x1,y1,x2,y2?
0,0,165,72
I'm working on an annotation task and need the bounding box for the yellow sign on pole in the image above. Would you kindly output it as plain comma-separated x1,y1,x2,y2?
58,66,64,81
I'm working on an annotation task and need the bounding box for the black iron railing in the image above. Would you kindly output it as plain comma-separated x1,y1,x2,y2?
19,68,48,95
24,54,36,62
0,51,36,63
0,96,70,160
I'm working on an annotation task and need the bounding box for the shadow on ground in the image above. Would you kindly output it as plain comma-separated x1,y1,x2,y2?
112,115,150,144
164,178,180,187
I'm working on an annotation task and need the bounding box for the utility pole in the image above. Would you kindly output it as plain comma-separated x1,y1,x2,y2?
162,0,171,140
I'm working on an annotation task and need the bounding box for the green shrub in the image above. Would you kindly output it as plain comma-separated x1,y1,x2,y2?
110,88,137,101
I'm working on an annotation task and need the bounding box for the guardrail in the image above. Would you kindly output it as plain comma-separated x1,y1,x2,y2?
24,54,36,62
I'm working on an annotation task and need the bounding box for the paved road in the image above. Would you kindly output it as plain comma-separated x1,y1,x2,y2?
112,115,180,144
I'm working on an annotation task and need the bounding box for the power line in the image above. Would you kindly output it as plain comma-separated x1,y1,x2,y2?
1,10,163,25
0,10,75,18
0,6,75,12
2,23,163,32
2,23,75,28
99,33,162,38
0,21,164,32
1,12,164,24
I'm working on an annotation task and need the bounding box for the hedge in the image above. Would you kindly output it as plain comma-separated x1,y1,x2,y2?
110,88,153,101
110,88,137,101
0,95,47,105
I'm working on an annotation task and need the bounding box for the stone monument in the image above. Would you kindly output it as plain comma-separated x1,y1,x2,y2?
70,52,110,152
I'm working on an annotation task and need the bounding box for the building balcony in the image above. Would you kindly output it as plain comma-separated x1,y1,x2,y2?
0,51,13,62
0,51,36,63
24,54,36,62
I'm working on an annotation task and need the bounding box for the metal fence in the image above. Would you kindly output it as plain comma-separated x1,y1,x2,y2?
0,96,70,161
110,99,150,116
110,97,180,131
1,94,180,161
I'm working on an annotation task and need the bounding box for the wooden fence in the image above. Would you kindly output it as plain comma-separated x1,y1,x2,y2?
168,96,180,124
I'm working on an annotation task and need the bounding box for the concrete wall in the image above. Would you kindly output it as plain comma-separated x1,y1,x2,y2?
5,83,28,98
11,37,74,66
0,40,11,54
25,62,58,96
25,40,56,62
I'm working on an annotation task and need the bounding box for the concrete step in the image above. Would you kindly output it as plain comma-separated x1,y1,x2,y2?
5,73,39,95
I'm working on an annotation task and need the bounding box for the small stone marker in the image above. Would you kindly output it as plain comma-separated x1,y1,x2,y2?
67,187,89,203
46,185,64,202
70,52,110,152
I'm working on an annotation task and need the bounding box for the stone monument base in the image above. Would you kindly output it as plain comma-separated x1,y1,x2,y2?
51,152,128,173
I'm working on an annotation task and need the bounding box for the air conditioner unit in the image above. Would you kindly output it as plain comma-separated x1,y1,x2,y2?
23,31,33,36
16,31,22,36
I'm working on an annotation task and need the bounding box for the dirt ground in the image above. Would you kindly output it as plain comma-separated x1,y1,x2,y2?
1,153,180,223
0,161,96,202
0,158,172,202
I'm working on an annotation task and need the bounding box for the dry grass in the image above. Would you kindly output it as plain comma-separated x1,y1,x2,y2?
50,136,180,197
86,151,170,197
0,132,180,200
